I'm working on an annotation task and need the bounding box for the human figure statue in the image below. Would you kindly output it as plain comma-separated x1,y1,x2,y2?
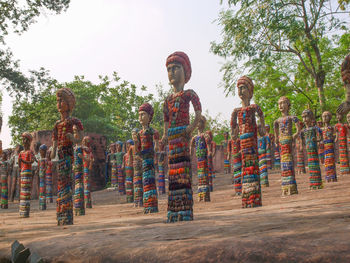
190,115,210,202
274,96,300,196
32,142,41,200
274,143,281,169
296,121,306,175
346,112,350,168
337,54,350,116
317,121,325,165
131,128,143,207
162,51,202,222
301,109,323,189
222,132,230,174
81,136,93,208
108,144,117,188
231,76,265,208
38,144,48,210
258,124,270,187
51,87,84,225
73,125,85,216
18,132,37,218
135,103,159,213
157,140,166,195
206,130,216,192
115,141,125,195
227,126,242,196
0,150,9,209
265,125,273,170
322,111,337,182
123,139,134,203
335,113,350,176
9,145,23,202
46,147,54,203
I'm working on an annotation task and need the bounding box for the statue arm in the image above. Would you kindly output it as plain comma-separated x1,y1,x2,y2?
274,120,279,145
186,110,201,136
292,117,301,141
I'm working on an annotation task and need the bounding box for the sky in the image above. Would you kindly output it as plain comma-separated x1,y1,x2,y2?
1,0,241,148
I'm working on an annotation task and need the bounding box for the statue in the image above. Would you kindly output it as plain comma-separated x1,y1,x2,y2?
301,109,323,189
81,136,93,208
274,96,300,196
9,145,23,202
295,122,306,174
258,124,270,187
0,150,9,209
123,139,134,203
108,143,117,188
317,121,325,164
336,54,350,116
222,132,230,174
265,125,273,170
131,128,143,207
115,141,125,195
162,51,202,222
205,130,216,192
231,76,265,208
73,125,85,216
38,144,48,210
335,113,350,175
52,87,84,225
274,143,281,169
321,111,337,182
18,132,36,217
46,147,54,203
190,115,210,202
227,126,242,196
135,103,159,213
157,140,166,195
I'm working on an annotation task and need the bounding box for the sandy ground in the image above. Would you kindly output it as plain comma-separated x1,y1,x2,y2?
1,167,350,263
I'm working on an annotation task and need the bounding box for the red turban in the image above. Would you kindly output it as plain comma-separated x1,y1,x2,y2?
237,76,254,94
166,51,192,83
21,132,33,142
139,103,154,123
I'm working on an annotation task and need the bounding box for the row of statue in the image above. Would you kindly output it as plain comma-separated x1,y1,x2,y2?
1,51,349,227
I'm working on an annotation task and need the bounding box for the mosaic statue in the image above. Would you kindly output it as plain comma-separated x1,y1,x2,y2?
337,54,350,116
206,130,216,192
19,132,36,218
274,96,300,196
322,111,337,182
317,121,325,164
222,131,230,174
38,144,48,210
296,121,306,175
301,109,323,189
265,125,273,170
124,139,134,203
335,113,350,175
163,51,202,222
0,150,9,209
46,147,54,203
108,144,117,188
258,125,270,187
81,136,93,208
227,126,242,196
131,128,143,207
73,125,85,216
157,140,166,195
135,103,159,213
9,145,22,202
52,87,84,225
190,115,210,202
231,76,264,208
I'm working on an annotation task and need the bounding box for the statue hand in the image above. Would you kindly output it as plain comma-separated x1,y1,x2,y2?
337,101,350,116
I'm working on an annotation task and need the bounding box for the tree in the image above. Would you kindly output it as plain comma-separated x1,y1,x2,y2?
211,0,350,112
0,0,70,95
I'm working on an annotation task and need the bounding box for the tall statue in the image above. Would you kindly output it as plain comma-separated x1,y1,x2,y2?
131,128,143,207
274,96,300,196
206,130,216,192
157,140,166,195
108,143,117,188
265,125,273,170
190,115,210,202
222,132,230,174
38,144,48,210
45,147,54,203
321,111,337,182
73,125,85,216
335,113,350,176
124,139,134,203
135,103,159,213
18,132,36,217
258,124,270,187
81,136,93,208
52,87,84,225
231,76,265,208
227,126,242,196
301,109,323,189
295,121,306,175
162,51,202,222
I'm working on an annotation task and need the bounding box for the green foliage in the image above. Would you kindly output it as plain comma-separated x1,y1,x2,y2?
212,0,350,115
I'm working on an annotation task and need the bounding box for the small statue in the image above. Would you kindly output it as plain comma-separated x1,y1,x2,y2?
231,76,265,208
190,115,210,202
258,124,270,187
321,111,337,182
115,141,125,195
317,120,325,164
123,139,134,203
227,126,242,196
52,87,84,225
295,122,306,174
81,136,93,208
162,51,202,222
73,125,85,216
222,132,230,174
135,103,159,213
18,132,36,217
335,113,350,175
157,139,166,195
131,128,143,207
265,125,273,170
205,130,216,192
301,109,323,189
0,150,9,209
274,96,300,196
108,143,117,188
9,145,23,202
45,147,54,203
38,144,48,210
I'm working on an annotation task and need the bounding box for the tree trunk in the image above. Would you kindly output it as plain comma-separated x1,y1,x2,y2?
316,71,326,112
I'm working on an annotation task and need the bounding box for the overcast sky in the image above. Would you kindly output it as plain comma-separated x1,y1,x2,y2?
2,0,242,148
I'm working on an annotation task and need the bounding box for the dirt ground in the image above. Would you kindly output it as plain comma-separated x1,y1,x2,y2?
1,167,350,263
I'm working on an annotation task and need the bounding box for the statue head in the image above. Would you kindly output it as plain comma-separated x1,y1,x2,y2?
198,115,206,132
39,144,48,158
302,109,314,126
278,96,291,114
126,139,134,151
237,76,254,101
115,141,123,152
109,143,116,153
166,51,191,90
336,112,343,122
346,112,350,124
82,136,91,148
131,128,140,142
265,124,270,133
341,54,350,85
139,103,154,127
21,132,33,149
56,87,76,115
